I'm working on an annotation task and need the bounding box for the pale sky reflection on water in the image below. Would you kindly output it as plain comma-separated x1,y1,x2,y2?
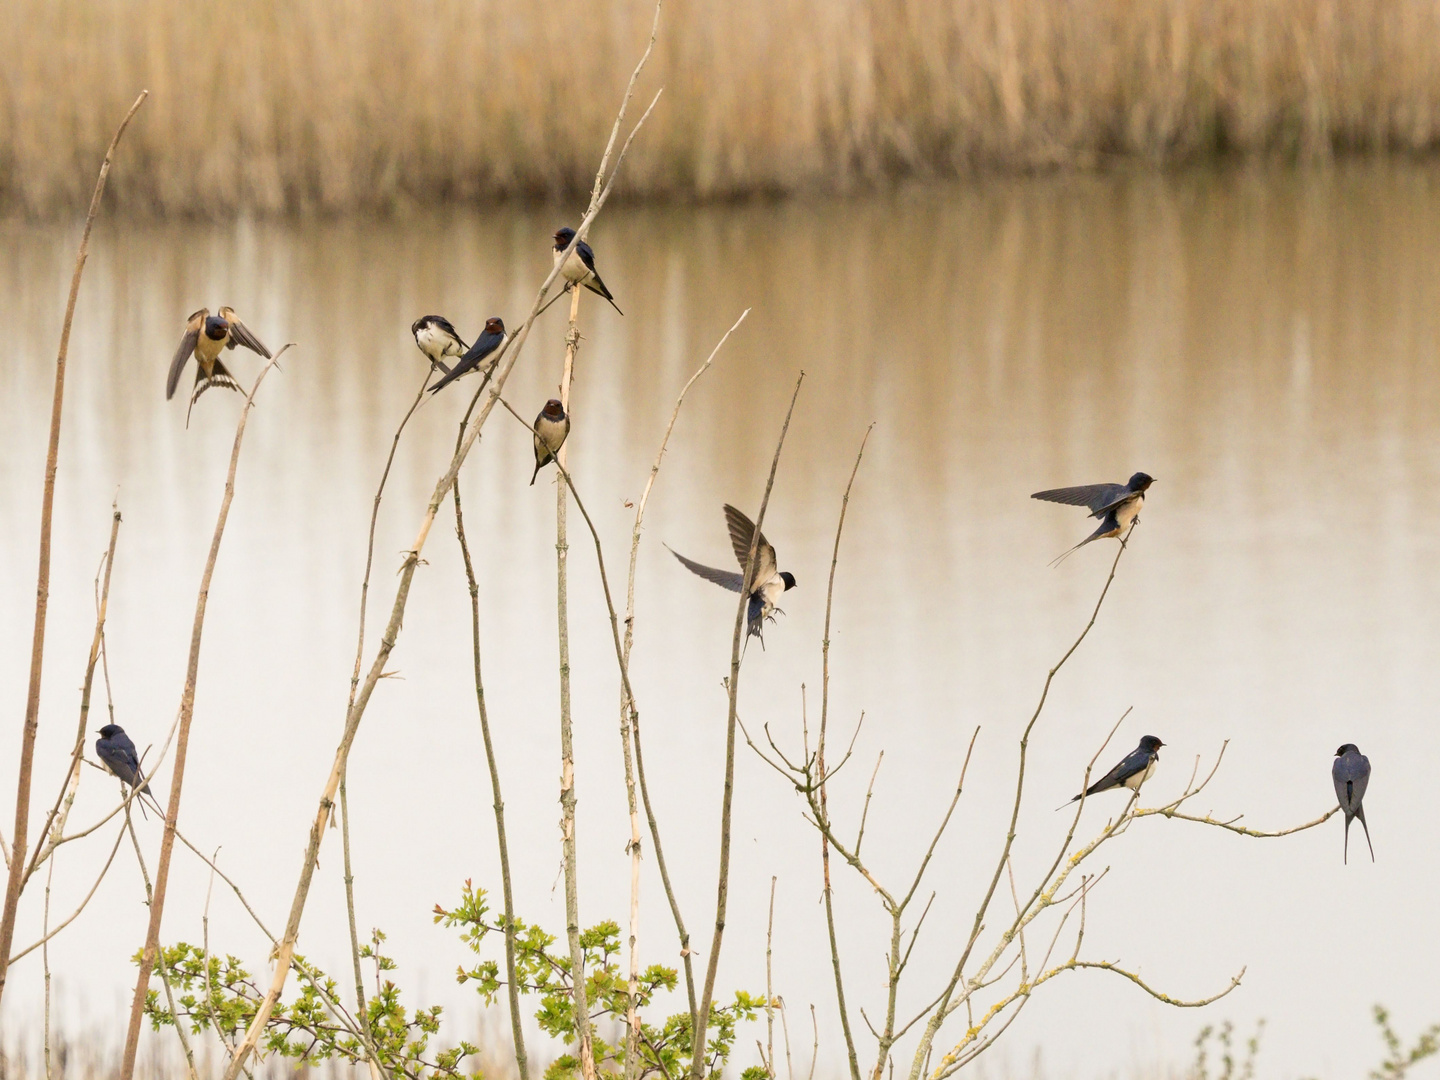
3,163,1440,1078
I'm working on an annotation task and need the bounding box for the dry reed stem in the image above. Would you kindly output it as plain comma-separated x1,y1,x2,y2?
625,309,748,1026
220,28,663,1072
764,877,776,1079
124,811,200,1080
451,437,528,1080
23,507,123,890
692,371,805,1078
555,284,599,1080
41,852,53,1080
340,365,431,1074
0,89,147,1009
814,426,873,1080
120,344,292,1080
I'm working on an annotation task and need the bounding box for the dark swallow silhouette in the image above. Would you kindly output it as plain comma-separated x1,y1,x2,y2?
96,724,156,816
411,315,467,377
1333,743,1374,864
552,227,623,315
167,306,272,425
1032,471,1155,564
530,399,570,485
1068,735,1164,805
668,505,797,645
429,317,506,394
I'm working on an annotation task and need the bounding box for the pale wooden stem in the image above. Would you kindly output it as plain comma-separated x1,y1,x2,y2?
691,372,805,1077
453,419,528,1080
119,346,291,1079
0,89,147,1008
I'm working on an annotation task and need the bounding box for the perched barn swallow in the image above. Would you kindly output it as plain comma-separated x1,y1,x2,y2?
1032,472,1155,563
1068,735,1164,805
553,227,623,315
167,307,272,422
429,317,506,394
1332,743,1374,864
530,399,570,485
96,724,156,817
411,315,468,377
667,504,797,645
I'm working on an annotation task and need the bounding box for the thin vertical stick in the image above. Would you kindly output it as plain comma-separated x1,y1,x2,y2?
453,424,528,1080
625,310,747,1027
341,366,431,1055
0,88,147,1008
42,854,54,1080
691,372,805,1077
818,427,873,1080
120,346,290,1080
765,877,777,1079
125,812,199,1080
556,285,598,1080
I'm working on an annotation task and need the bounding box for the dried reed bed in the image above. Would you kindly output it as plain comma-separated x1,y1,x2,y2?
3,0,1440,212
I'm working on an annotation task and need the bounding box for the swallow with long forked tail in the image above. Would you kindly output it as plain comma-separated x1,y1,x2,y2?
530,399,570,485
1032,471,1155,563
1333,743,1374,864
167,306,272,423
411,315,467,378
553,227,623,315
429,317,506,394
667,504,796,646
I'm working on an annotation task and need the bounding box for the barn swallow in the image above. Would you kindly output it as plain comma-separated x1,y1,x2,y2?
667,504,797,645
1332,743,1374,864
96,724,156,816
410,315,467,377
1068,735,1164,805
1032,472,1155,564
429,317,506,394
167,307,272,423
553,227,623,315
530,399,570,485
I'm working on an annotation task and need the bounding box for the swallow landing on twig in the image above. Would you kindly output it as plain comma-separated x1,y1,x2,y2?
550,227,623,316
1032,471,1155,564
668,504,797,647
411,315,467,380
167,307,272,426
429,318,506,395
530,399,570,485
1333,743,1374,864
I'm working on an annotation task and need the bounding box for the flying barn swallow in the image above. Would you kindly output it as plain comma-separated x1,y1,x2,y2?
668,505,797,645
1332,743,1374,864
1032,472,1155,563
411,315,467,377
167,307,272,423
530,399,570,485
553,227,623,315
1068,735,1164,805
429,317,506,394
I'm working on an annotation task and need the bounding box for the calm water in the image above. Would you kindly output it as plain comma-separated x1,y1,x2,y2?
3,164,1440,1078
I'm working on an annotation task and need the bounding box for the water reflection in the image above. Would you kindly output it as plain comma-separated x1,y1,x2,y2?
2,163,1440,1077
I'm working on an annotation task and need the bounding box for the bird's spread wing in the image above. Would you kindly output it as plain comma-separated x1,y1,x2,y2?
224,314,273,358
723,504,778,583
1031,483,1129,516
167,326,200,400
668,546,744,593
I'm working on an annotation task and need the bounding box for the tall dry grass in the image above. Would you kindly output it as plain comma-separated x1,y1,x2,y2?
3,0,1440,214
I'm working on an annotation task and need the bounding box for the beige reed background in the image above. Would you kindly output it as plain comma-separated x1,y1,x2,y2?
4,0,1440,215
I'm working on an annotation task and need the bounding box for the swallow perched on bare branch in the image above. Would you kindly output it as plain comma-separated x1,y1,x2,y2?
167,306,272,423
553,227,623,315
429,317,506,394
1031,471,1155,564
411,315,467,378
530,399,570,485
668,505,797,645
1069,735,1164,804
95,724,159,817
1333,743,1374,864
